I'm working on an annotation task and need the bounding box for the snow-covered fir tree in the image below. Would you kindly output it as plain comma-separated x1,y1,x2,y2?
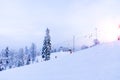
24,46,30,65
42,28,51,61
7,50,14,69
0,47,12,70
17,48,24,67
4,47,10,69
30,43,37,63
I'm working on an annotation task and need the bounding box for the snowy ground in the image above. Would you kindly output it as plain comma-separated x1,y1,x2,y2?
0,41,120,80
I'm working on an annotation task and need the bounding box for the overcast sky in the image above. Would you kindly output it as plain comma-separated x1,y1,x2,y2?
0,0,120,50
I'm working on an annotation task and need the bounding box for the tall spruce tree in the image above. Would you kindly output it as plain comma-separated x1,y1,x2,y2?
5,47,9,67
42,28,51,61
30,43,36,63
24,46,30,65
16,48,24,67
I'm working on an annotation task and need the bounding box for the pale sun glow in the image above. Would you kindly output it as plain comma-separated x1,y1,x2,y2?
98,20,120,42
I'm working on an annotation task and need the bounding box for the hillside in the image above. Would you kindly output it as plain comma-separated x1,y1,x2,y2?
0,41,120,80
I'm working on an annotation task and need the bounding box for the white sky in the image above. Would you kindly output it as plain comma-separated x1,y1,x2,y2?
0,0,120,50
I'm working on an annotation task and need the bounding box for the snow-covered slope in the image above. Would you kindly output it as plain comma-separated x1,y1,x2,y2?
0,41,120,80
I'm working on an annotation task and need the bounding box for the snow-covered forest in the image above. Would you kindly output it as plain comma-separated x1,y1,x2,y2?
0,28,52,71
0,27,101,71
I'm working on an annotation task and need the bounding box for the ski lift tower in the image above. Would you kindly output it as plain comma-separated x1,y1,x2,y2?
73,36,75,52
95,27,97,39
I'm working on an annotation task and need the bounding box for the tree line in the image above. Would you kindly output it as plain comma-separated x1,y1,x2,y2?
0,28,52,71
